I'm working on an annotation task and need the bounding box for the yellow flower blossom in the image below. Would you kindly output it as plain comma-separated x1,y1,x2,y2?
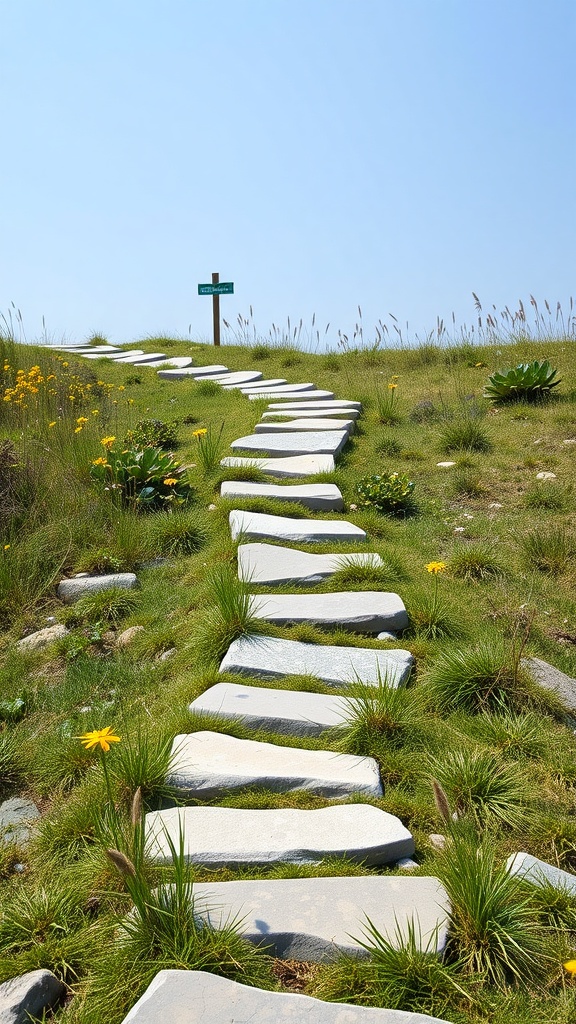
48,421,57,428
163,477,178,486
76,416,88,425
74,426,83,433
78,726,121,752
3,544,10,551
118,385,125,391
425,561,447,574
388,382,398,390
100,436,116,449
564,959,576,976
92,409,99,415
92,456,110,467
193,428,208,437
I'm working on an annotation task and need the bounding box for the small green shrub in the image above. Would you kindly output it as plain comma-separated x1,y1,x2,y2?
110,728,174,804
69,587,138,626
375,437,401,457
425,642,534,714
327,554,407,591
145,511,206,557
90,446,193,509
439,420,493,454
484,361,561,403
355,472,416,516
192,424,226,476
524,483,572,512
429,748,529,829
196,379,222,397
409,400,441,423
250,344,271,359
124,419,178,450
448,544,504,581
339,674,419,755
520,526,574,572
467,710,552,760
450,470,485,497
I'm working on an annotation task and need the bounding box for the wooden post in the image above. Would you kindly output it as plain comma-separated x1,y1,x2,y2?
212,272,221,347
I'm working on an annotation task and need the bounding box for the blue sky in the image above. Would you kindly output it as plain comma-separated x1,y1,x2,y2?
1,0,574,349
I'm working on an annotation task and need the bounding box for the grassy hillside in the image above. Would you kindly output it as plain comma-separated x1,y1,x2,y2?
0,331,575,1022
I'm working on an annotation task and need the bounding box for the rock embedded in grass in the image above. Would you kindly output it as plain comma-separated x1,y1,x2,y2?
123,968,452,1022
229,510,366,544
57,572,138,603
536,471,557,480
17,624,69,652
248,591,409,634
267,398,362,410
261,406,360,420
221,481,344,511
220,634,414,687
220,453,336,477
507,851,576,893
189,680,353,735
254,417,355,435
0,970,65,1024
237,543,382,585
522,656,576,712
166,731,383,799
145,803,414,867
230,430,349,458
0,797,40,846
247,388,335,400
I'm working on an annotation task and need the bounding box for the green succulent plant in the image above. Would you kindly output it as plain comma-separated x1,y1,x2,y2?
90,445,193,509
483,360,561,402
355,472,416,515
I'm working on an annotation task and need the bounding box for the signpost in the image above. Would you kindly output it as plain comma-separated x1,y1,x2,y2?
198,272,234,346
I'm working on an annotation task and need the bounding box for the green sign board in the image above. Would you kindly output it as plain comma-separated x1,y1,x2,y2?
198,282,234,296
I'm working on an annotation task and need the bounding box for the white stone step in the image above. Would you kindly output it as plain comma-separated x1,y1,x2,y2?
248,388,335,400
222,376,285,389
507,852,576,893
255,417,355,434
249,592,409,634
230,510,366,544
82,349,145,359
238,543,382,585
230,430,349,458
46,344,120,353
189,680,351,735
220,454,336,478
157,365,228,379
112,352,166,363
221,481,344,511
145,803,414,868
242,381,316,395
196,370,263,385
140,356,193,368
268,398,362,410
262,407,360,420
123,969,451,1023
221,634,413,687
166,731,382,799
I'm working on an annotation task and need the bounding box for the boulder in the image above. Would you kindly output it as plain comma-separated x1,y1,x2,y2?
57,573,137,604
0,969,65,1024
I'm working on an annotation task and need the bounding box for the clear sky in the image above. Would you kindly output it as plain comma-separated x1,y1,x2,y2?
1,0,574,349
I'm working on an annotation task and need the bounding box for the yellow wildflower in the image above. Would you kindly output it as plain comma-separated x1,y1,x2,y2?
3,544,10,551
76,416,88,425
564,959,576,976
100,436,116,449
78,726,121,752
92,409,99,415
163,477,178,486
118,385,125,391
425,561,447,574
193,428,208,437
48,421,57,428
92,456,109,467
388,382,398,390
74,426,83,433
62,361,69,367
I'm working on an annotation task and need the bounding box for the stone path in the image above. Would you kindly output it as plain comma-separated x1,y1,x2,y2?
122,970,452,1023
238,543,381,585
507,851,576,893
267,398,362,410
221,481,344,511
230,430,349,457
247,388,335,400
221,453,336,477
189,680,352,735
229,510,366,543
261,406,360,419
254,417,356,434
248,591,409,634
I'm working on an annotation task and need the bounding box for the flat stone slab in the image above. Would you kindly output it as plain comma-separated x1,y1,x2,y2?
523,657,576,712
255,418,355,435
221,481,344,511
248,388,335,400
262,407,360,420
249,592,409,634
112,352,166,363
122,970,451,1023
140,356,193,368
220,634,414,687
0,970,65,1024
146,803,414,867
0,797,40,845
230,430,349,458
238,544,381,585
166,731,383,799
222,376,285,389
220,454,336,478
57,572,137,603
17,624,69,652
241,381,314,394
268,398,362,411
82,349,144,359
229,510,366,544
157,365,228,379
197,370,263,385
189,680,352,735
507,851,576,893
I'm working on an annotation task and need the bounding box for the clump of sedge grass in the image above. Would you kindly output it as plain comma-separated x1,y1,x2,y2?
327,553,407,591
192,423,226,476
424,641,535,714
448,544,504,581
66,587,138,626
439,419,493,454
428,748,530,830
524,483,572,512
193,565,262,664
520,526,574,572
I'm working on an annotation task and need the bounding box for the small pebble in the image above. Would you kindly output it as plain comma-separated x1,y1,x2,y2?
377,631,398,642
429,833,447,851
208,503,217,511
45,616,57,624
436,461,456,468
536,471,556,481
73,572,90,578
13,863,26,873
489,502,503,509
563,439,576,445
454,526,465,533
396,857,419,870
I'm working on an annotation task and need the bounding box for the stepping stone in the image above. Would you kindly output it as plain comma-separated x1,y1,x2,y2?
82,349,145,359
221,376,285,389
123,969,452,1022
140,356,193,368
238,544,381,585
112,352,166,363
57,572,138,603
242,381,316,394
157,365,228,379
248,388,335,400
166,731,383,799
523,657,576,712
507,852,576,894
255,417,355,434
221,481,344,511
262,407,360,420
229,510,366,544
249,592,409,634
268,398,362,411
230,430,348,458
189,680,352,735
0,970,66,1024
220,454,336,478
145,803,415,867
0,796,41,845
45,344,120,352
220,634,414,687
196,370,263,385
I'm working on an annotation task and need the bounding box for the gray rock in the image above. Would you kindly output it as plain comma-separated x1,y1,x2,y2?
248,388,335,400
268,398,362,410
507,851,576,893
145,803,414,868
249,591,409,634
230,430,349,458
140,356,193,368
220,634,414,687
112,352,166,363
220,454,336,477
167,731,383,799
396,857,419,870
17,624,69,652
378,631,399,641
230,510,365,544
222,376,285,389
241,381,315,394
122,969,451,1023
57,572,137,603
221,481,344,511
238,544,381,585
198,370,264,385
261,407,360,420
116,625,145,648
158,647,177,661
536,471,556,480
255,417,355,435
189,680,352,735
436,461,456,468
523,657,576,712
428,834,447,852
0,969,65,1024
0,798,40,846
157,364,228,379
